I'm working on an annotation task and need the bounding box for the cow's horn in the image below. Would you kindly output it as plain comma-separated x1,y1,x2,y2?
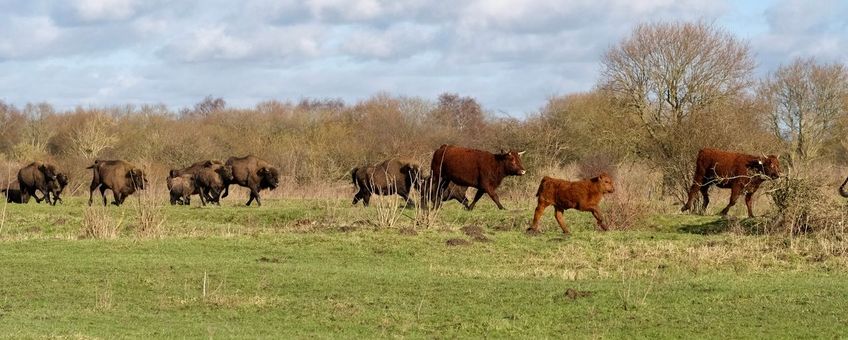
517,151,526,156
758,160,763,165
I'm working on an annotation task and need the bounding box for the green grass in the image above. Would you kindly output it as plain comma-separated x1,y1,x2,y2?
0,196,846,338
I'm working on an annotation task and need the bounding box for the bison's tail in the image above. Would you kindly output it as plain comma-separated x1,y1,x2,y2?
839,176,848,198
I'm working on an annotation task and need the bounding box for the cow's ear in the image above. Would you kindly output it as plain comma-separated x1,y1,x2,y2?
38,164,47,172
591,176,600,183
169,169,178,178
204,160,213,167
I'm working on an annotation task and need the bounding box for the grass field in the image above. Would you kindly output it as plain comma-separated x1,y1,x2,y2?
1,195,847,338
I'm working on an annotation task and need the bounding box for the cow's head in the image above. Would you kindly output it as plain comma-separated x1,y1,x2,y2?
496,149,527,176
38,163,58,182
592,172,615,194
258,166,280,190
128,168,148,189
748,155,781,179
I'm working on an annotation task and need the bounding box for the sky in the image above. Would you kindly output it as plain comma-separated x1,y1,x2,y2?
0,0,846,116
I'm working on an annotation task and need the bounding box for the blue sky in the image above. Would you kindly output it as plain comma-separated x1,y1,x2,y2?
0,0,846,116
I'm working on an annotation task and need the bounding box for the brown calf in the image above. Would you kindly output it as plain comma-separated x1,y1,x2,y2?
529,173,615,234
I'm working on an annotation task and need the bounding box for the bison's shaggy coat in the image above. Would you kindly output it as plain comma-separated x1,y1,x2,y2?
351,158,422,207
86,160,148,206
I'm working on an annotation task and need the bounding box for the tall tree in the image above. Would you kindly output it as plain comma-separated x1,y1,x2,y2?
758,58,848,168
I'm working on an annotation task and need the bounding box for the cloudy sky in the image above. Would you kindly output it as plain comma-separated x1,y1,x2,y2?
0,0,846,116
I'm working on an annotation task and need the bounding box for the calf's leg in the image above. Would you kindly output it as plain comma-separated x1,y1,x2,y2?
554,208,571,234
528,201,548,232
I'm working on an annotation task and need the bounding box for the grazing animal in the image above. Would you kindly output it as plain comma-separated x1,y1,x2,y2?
167,173,204,206
1,180,30,203
351,159,422,207
86,160,148,206
17,161,64,205
681,148,781,218
195,163,234,204
529,173,616,234
420,179,470,209
169,160,232,204
223,155,280,206
429,144,526,210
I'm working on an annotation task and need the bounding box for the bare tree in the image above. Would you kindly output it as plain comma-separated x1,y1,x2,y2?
759,58,848,168
70,113,118,161
601,21,754,155
599,21,756,200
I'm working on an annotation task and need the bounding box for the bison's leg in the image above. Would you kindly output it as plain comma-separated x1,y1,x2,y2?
199,191,206,207
88,181,100,206
744,192,755,218
399,192,415,209
245,187,262,206
467,189,486,211
554,208,571,235
221,185,229,198
720,185,742,216
589,207,608,231
99,187,108,206
111,191,123,206
362,193,371,207
170,192,178,205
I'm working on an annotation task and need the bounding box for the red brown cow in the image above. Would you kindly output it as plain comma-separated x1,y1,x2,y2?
528,173,615,234
429,144,526,210
681,148,781,218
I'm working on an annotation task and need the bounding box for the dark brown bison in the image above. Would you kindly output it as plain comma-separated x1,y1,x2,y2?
195,163,234,204
17,161,64,205
87,160,148,206
430,144,526,210
351,159,422,207
529,173,616,234
839,177,848,198
223,155,280,206
681,148,781,218
167,173,204,206
2,180,30,204
168,160,232,204
420,179,470,209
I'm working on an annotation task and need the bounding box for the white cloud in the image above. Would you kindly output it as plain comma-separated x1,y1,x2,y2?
73,0,138,22
0,16,61,59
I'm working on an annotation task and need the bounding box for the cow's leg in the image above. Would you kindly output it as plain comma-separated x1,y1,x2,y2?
484,188,506,210
700,185,711,212
457,196,470,210
589,207,608,231
745,192,755,218
720,185,742,216
554,208,571,235
467,189,486,211
528,201,549,232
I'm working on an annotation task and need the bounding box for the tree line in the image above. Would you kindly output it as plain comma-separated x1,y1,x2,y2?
1,21,847,201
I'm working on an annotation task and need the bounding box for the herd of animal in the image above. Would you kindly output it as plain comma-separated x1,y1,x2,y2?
1,144,801,234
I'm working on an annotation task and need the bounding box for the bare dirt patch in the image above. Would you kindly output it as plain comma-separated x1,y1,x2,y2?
446,238,471,247
562,288,593,301
398,227,418,236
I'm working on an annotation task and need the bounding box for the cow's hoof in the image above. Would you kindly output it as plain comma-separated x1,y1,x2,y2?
525,228,542,236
